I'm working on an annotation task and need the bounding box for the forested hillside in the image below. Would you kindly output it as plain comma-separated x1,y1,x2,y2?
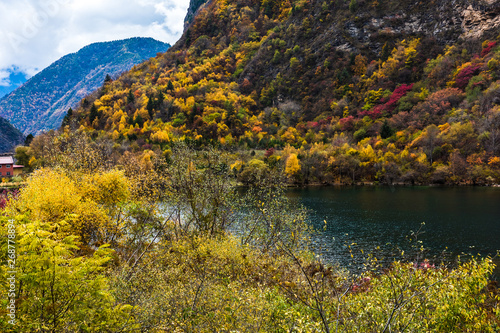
3,1,500,331
0,38,170,135
60,0,500,186
0,116,23,153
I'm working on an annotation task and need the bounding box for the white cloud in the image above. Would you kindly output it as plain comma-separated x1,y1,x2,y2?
0,69,10,86
0,0,189,83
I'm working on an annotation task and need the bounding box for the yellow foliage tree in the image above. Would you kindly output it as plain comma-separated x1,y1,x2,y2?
8,168,130,246
352,54,368,76
285,153,301,176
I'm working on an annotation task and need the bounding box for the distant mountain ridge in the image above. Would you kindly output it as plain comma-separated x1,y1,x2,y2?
0,37,170,135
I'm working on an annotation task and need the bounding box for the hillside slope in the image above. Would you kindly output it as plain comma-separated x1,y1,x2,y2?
184,0,211,28
0,37,170,135
65,0,500,184
0,116,24,153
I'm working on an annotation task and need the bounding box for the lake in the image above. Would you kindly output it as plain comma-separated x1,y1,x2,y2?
287,186,500,279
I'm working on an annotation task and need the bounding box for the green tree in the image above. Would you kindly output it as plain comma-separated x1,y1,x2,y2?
89,104,98,124
238,159,269,185
24,134,34,146
349,0,358,12
380,120,394,139
0,216,134,332
146,96,154,119
127,90,135,104
135,114,144,127
167,80,175,92
14,146,32,171
61,108,73,127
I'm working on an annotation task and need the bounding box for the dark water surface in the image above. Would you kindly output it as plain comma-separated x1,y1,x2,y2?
287,186,500,278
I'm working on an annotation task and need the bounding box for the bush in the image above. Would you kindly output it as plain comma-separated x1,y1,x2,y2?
1,142,499,332
455,64,482,90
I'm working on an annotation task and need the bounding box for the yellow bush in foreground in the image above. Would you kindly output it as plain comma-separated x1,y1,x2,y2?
0,157,498,332
7,168,129,246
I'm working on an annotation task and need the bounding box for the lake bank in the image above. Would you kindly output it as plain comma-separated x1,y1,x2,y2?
284,181,500,187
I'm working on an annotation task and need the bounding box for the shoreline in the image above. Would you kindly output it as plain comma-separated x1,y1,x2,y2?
284,182,500,188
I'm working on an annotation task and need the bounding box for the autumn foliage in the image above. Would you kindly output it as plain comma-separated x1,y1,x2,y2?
1,143,500,331
38,0,498,186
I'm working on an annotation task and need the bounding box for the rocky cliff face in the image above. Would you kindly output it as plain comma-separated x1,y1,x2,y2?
184,0,211,29
290,0,500,57
460,1,500,39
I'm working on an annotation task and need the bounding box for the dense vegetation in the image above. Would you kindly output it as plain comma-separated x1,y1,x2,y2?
0,38,170,136
1,135,500,332
2,1,500,330
45,0,500,185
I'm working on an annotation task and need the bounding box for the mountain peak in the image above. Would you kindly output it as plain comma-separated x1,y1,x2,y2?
184,0,211,29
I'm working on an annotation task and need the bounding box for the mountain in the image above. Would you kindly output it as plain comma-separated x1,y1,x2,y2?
0,67,30,99
63,0,500,184
0,37,170,135
184,0,210,29
0,116,24,153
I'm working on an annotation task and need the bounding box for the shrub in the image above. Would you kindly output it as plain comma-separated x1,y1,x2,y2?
455,64,482,90
354,128,367,141
481,41,497,57
0,216,134,331
290,57,300,69
339,115,355,131
385,84,414,113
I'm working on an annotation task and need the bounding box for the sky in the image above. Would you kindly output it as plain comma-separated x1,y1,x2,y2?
0,0,190,87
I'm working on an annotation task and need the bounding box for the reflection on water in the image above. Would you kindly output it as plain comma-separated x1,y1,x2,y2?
287,186,500,279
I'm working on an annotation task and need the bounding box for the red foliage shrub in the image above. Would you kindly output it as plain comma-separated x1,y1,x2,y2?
296,123,306,133
385,84,413,112
307,121,319,129
339,115,355,131
481,41,497,58
410,88,464,127
390,111,420,130
358,105,383,120
425,88,464,110
264,148,275,158
359,84,413,120
0,189,18,210
455,65,482,90
239,78,252,93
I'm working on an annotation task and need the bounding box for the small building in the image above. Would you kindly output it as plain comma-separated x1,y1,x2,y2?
13,165,24,177
0,155,23,178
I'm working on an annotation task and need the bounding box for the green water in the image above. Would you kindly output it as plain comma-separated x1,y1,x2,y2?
287,186,500,278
